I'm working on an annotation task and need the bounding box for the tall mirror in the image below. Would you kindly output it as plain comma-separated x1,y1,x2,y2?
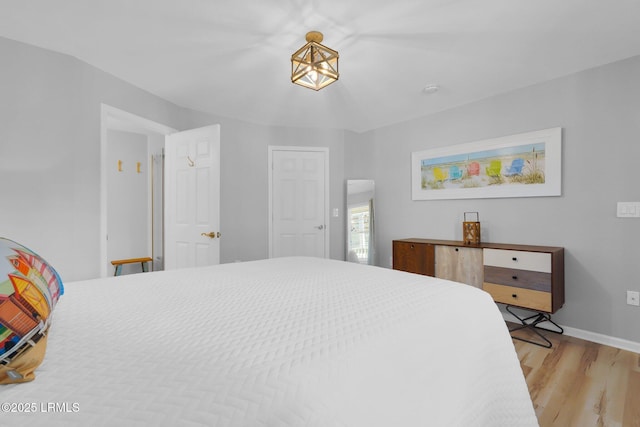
346,180,375,265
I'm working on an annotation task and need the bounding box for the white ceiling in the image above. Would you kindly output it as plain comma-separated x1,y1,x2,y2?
1,0,640,132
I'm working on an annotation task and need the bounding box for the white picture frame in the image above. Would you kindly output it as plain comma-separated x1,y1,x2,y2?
411,127,562,201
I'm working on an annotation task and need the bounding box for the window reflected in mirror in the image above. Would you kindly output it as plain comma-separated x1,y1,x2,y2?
346,180,375,265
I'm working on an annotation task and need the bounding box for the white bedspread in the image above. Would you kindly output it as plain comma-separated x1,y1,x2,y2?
0,257,537,426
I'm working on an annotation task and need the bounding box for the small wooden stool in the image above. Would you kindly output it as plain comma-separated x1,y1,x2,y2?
111,257,153,276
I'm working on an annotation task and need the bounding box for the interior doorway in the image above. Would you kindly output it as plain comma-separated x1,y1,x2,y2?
100,105,176,278
268,146,329,259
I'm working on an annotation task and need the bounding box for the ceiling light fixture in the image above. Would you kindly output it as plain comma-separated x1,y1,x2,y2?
291,31,339,91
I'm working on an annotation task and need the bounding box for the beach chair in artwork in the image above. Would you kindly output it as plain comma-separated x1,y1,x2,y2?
466,161,480,176
433,167,448,182
449,165,463,180
486,160,502,177
504,158,525,176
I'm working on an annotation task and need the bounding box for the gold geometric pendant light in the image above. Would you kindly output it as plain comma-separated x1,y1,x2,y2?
291,31,339,91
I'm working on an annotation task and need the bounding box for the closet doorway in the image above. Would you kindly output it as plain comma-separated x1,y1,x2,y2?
100,105,176,277
268,146,329,259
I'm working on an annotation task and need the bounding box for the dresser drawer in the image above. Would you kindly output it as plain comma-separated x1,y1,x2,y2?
483,282,552,312
484,265,551,292
483,248,551,273
392,240,435,276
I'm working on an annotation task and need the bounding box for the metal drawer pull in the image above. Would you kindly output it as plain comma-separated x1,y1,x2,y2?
512,294,518,298
410,244,414,249
512,275,518,280
512,257,518,261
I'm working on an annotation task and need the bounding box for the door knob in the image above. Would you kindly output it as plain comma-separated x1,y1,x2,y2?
314,225,324,230
201,232,216,239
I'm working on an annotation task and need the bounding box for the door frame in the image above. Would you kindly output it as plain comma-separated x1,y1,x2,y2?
99,104,176,278
267,145,330,259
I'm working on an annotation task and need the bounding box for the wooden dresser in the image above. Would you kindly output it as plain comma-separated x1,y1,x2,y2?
392,238,564,314
392,239,435,276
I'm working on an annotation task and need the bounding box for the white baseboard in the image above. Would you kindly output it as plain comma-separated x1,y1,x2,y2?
501,312,640,354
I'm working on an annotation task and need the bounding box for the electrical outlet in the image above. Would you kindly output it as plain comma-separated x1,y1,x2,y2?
627,291,640,306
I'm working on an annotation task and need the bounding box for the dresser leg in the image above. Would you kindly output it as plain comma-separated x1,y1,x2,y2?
506,305,564,348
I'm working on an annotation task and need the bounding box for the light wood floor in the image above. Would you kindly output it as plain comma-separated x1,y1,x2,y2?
510,323,640,427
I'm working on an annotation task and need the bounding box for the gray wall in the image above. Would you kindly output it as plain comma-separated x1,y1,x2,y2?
0,36,184,281
106,130,149,275
347,55,640,343
180,109,346,264
0,36,346,282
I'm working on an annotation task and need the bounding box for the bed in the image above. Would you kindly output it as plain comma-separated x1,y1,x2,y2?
1,257,538,426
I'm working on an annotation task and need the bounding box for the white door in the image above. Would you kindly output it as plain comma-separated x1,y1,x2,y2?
269,147,329,258
164,125,220,269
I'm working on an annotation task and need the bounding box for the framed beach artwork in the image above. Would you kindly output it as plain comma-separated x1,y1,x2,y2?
411,127,562,200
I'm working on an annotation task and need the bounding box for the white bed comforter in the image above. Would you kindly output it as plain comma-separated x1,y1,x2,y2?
0,257,537,426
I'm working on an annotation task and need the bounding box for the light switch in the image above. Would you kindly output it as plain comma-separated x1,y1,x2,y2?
617,202,640,218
